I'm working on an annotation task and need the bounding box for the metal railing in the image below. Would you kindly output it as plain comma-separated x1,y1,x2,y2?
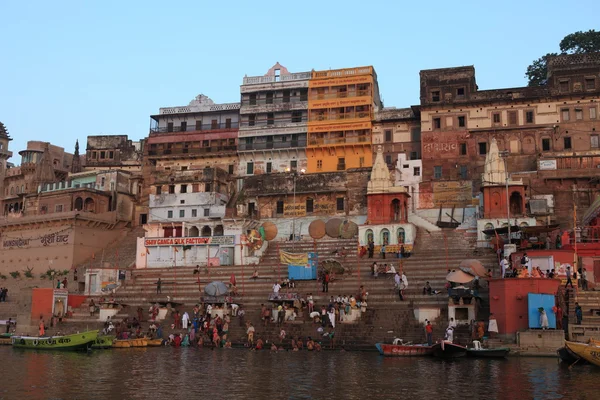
243,72,312,85
238,140,306,151
150,121,239,133
308,136,369,146
148,145,237,156
309,112,371,122
242,97,308,106
242,116,308,128
309,90,371,101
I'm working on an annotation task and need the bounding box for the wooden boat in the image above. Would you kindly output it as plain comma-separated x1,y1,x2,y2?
112,339,132,348
565,341,600,367
0,337,12,345
557,346,588,365
588,338,600,346
375,343,434,356
91,335,115,349
467,347,510,358
147,338,164,347
11,330,98,351
432,341,468,359
112,338,148,348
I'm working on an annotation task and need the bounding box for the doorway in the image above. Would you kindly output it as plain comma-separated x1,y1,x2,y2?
89,274,98,293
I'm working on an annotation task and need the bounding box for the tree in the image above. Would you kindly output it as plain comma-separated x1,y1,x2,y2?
525,29,600,87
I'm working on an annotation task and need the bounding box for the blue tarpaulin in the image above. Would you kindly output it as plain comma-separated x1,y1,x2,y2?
528,293,556,329
288,252,317,280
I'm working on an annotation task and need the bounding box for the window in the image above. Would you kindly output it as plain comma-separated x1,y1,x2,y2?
564,137,572,150
337,157,346,170
411,127,421,142
192,209,197,217
283,90,290,103
109,151,114,159
359,157,365,167
457,116,466,128
385,155,392,165
249,94,256,105
433,118,441,129
179,210,185,218
478,142,487,155
55,204,63,212
100,151,106,159
91,151,97,159
167,122,174,132
590,107,597,120
196,120,202,130
317,160,323,170
585,78,596,91
591,135,599,149
410,151,419,160
559,80,569,92
336,197,345,212
459,165,468,179
204,209,210,217
542,138,551,151
228,165,234,175
434,166,442,179
167,210,173,218
493,113,501,124
249,114,256,126
205,183,212,192
266,162,272,173
276,200,284,215
101,177,105,187
169,185,175,194
575,108,583,120
179,184,187,194
562,109,570,121
456,87,465,97
459,143,467,155
225,118,232,129
247,162,254,175
413,167,421,176
431,91,440,102
291,111,303,123
306,198,314,213
211,119,218,129
266,93,273,104
181,121,187,132
384,129,392,142
525,111,534,124
266,113,274,125
508,111,518,125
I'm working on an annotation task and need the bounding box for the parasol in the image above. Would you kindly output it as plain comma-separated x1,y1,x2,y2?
459,259,487,277
262,222,278,241
204,281,229,297
339,220,358,239
321,259,345,274
309,219,326,239
446,270,475,284
325,218,343,238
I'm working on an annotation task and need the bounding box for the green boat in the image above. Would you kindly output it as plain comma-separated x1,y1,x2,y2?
91,335,115,349
11,330,98,351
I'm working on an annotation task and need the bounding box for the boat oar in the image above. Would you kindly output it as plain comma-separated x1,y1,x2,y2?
568,357,580,370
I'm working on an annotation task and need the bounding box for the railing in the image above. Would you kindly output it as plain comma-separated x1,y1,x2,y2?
148,145,237,156
238,140,306,151
312,66,373,79
308,136,369,146
309,112,371,122
241,116,308,128
158,102,240,115
242,97,308,106
150,121,239,133
309,90,371,100
243,72,312,85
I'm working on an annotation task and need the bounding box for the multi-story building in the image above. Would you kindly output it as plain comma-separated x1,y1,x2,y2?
372,107,421,168
0,122,12,206
306,66,381,173
418,53,600,226
238,63,310,176
85,135,142,173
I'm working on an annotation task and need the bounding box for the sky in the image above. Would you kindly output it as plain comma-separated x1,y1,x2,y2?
0,0,598,164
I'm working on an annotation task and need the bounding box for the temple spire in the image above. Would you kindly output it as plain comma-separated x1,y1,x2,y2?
71,140,82,174
483,138,506,186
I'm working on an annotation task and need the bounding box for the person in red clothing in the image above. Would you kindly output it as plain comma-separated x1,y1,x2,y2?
425,321,433,346
173,334,182,347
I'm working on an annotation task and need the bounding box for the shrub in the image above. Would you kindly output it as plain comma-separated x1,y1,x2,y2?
10,271,21,279
23,267,34,278
0,274,7,280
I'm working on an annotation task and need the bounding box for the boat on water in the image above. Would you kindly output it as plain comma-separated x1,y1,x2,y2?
432,341,468,359
565,341,600,367
147,338,164,347
375,343,434,356
113,338,148,348
11,330,98,351
92,335,115,349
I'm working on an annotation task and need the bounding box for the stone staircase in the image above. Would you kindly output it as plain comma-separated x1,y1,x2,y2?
568,289,600,341
78,226,146,270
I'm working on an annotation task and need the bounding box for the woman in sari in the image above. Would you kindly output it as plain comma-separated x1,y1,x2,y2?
38,317,45,336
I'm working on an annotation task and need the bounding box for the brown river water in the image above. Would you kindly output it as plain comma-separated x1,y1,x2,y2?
1,347,599,400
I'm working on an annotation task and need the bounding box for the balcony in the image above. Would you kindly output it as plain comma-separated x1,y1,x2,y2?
150,121,239,134
538,154,600,179
241,115,307,129
308,136,370,146
309,90,371,101
312,66,374,79
238,140,306,151
309,112,371,123
241,97,308,107
243,72,312,85
147,145,237,157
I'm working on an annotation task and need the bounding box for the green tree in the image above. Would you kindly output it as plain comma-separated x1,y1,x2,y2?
525,29,600,86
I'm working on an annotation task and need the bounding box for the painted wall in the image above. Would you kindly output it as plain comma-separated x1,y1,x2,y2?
476,217,537,247
489,278,560,334
395,154,422,211
358,223,416,252
149,192,228,222
30,288,54,322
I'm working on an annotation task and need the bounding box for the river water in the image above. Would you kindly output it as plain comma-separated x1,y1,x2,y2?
1,347,599,400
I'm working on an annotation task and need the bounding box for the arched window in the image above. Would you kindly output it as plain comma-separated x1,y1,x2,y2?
84,197,95,212
397,228,406,244
214,225,224,236
188,226,199,237
201,226,212,237
10,187,14,195
519,221,529,227
74,197,83,211
365,229,374,244
381,228,390,245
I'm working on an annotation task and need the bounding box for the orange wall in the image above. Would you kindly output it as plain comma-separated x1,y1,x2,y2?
306,146,372,172
489,278,560,334
68,295,87,309
30,288,54,322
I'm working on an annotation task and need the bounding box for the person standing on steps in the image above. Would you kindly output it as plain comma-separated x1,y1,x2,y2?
322,272,330,293
565,266,574,288
156,278,162,294
575,302,583,325
380,244,386,259
368,240,374,259
425,321,433,346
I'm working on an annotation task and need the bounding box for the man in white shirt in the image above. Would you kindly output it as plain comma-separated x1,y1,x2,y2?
273,282,281,294
500,257,509,278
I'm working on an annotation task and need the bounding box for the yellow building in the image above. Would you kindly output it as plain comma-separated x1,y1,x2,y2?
306,66,381,172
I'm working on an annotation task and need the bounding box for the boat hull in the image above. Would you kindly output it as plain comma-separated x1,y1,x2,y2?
467,348,510,358
375,343,434,356
432,342,467,359
565,341,600,367
92,336,115,349
12,330,98,351
147,339,164,347
112,338,148,348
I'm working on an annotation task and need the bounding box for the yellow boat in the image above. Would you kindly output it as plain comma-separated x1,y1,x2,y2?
565,341,600,367
112,339,132,348
588,338,600,346
112,338,148,348
147,338,164,347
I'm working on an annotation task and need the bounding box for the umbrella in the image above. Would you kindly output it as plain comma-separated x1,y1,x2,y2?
459,259,487,277
204,281,229,297
446,270,475,284
321,259,345,274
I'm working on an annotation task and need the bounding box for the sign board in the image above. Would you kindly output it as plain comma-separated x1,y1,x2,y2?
539,160,557,170
144,236,235,247
432,181,472,207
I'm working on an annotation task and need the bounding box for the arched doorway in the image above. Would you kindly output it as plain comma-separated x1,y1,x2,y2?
510,192,523,215
214,225,224,236
84,198,95,212
188,226,199,237
74,197,83,211
397,227,405,244
391,199,401,222
519,222,529,227
381,228,390,245
201,226,212,237
365,229,374,244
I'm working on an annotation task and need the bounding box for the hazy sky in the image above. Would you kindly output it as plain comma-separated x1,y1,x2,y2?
1,1,597,163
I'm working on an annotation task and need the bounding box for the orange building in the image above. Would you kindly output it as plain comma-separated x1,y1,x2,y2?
306,66,381,173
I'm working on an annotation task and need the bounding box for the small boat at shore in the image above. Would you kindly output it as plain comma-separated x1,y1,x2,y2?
11,330,98,351
557,346,587,364
375,343,434,356
112,338,148,348
432,341,467,359
92,335,115,349
147,338,164,347
565,340,600,367
467,347,510,358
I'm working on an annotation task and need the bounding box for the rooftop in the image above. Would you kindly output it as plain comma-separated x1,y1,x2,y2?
153,94,240,118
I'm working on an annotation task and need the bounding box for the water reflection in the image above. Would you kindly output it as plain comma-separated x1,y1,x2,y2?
1,348,599,400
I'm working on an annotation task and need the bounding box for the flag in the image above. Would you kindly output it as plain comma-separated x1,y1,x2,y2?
91,253,95,260
146,247,150,254
174,247,179,253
